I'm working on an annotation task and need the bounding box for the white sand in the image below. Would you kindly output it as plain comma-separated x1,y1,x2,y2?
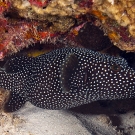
0,101,135,135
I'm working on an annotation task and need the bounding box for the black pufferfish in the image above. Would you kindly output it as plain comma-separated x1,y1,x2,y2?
0,47,135,112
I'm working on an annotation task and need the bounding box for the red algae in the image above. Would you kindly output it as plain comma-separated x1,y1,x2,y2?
1,0,135,59
79,0,93,8
28,0,51,7
0,1,10,14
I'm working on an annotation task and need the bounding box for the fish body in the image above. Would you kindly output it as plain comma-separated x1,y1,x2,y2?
0,47,135,112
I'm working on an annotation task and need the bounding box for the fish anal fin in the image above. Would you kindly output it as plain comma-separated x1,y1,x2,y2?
3,91,26,112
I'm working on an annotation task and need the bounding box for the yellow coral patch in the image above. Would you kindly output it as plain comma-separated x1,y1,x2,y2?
108,32,120,41
91,10,107,22
72,29,79,36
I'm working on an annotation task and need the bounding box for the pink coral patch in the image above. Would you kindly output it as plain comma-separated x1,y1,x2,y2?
28,0,50,7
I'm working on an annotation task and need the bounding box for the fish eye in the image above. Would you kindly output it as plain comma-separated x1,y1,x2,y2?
111,64,121,72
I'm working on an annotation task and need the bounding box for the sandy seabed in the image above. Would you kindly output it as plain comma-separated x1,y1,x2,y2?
0,100,135,135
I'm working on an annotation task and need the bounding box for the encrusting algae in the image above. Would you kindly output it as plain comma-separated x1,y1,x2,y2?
93,0,135,51
1,0,135,59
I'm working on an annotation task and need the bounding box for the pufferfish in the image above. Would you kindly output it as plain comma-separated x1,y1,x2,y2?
0,47,135,112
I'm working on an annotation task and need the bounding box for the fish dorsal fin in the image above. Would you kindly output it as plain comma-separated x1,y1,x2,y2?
60,53,79,93
3,55,31,73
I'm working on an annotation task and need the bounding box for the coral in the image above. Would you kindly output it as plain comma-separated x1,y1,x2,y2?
0,0,91,59
0,88,9,111
11,0,88,17
75,22,113,51
28,0,51,7
0,1,10,14
93,0,135,51
0,17,58,59
1,0,135,59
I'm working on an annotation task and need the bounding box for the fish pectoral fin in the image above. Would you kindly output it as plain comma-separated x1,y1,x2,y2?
3,91,26,112
60,53,79,93
3,55,31,73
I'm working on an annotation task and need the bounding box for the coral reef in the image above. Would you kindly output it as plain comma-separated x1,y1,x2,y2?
75,22,113,51
0,0,92,59
1,0,135,59
93,0,135,51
